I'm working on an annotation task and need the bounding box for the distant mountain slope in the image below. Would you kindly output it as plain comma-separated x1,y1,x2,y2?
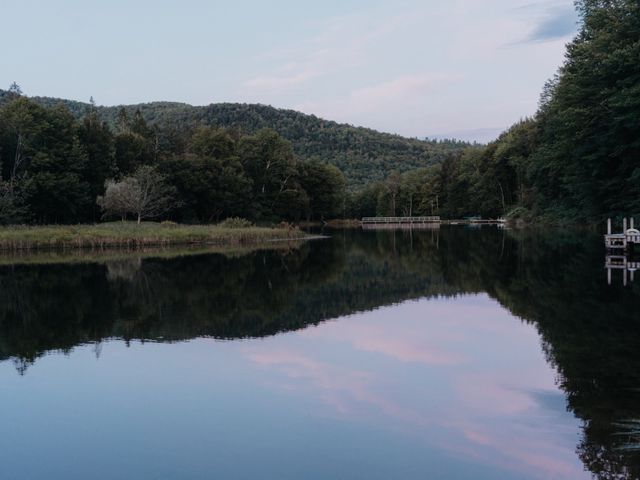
0,90,469,187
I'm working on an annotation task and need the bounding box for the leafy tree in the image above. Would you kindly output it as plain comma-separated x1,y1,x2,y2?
159,127,251,222
7,82,22,98
190,126,236,159
0,181,27,224
530,0,640,220
0,98,91,223
97,178,136,221
0,96,468,189
98,165,176,223
78,100,116,221
238,129,298,220
116,107,130,134
298,159,346,221
113,107,155,174
114,131,150,174
350,182,386,218
161,155,251,222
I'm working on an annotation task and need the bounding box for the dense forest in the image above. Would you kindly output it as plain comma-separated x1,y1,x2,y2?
367,0,640,223
0,89,465,188
0,0,637,225
0,91,349,224
0,87,469,224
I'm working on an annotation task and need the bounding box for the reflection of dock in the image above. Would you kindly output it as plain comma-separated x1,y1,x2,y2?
605,255,639,286
362,222,440,230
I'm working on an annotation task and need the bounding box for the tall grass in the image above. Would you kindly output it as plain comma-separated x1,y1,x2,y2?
0,222,308,251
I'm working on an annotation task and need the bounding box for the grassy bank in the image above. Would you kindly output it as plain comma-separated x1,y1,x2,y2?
0,222,310,251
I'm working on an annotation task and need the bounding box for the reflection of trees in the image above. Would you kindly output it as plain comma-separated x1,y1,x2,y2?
106,258,142,282
431,228,640,480
1,227,640,478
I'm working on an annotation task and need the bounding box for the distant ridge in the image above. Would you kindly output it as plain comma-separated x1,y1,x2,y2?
0,90,470,187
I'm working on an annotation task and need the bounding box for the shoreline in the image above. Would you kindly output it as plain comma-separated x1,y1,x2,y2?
0,222,313,252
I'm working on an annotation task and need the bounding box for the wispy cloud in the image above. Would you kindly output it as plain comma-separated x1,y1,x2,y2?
235,0,575,142
348,73,460,109
295,72,460,123
515,2,578,44
239,11,417,96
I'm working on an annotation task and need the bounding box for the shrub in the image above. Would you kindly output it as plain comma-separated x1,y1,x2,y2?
218,217,253,229
277,222,296,231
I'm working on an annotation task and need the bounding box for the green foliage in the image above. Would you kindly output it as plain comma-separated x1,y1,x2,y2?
297,159,346,221
0,221,303,250
428,121,538,219
160,126,251,222
238,128,300,220
78,102,116,220
1,97,468,188
0,99,92,223
0,96,359,224
4,0,637,225
411,0,639,222
218,217,253,229
529,0,640,221
350,1,639,222
0,181,27,224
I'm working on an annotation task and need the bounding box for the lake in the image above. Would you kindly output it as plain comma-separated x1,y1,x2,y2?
1,226,639,479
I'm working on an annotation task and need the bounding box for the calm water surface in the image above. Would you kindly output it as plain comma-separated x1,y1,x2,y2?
1,227,639,479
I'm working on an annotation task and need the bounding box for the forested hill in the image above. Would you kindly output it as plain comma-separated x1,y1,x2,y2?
0,91,468,187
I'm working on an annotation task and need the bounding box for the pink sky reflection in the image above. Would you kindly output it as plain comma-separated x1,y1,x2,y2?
242,294,587,479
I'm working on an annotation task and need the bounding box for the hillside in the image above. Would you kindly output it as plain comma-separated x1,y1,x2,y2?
0,90,468,187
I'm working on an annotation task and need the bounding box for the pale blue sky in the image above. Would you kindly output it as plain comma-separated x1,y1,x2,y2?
1,0,577,142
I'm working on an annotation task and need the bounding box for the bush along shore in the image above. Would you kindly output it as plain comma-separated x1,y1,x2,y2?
0,220,310,251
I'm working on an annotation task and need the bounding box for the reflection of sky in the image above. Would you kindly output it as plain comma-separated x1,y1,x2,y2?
0,294,587,480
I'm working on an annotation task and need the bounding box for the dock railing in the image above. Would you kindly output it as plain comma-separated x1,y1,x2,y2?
361,216,441,224
605,217,639,250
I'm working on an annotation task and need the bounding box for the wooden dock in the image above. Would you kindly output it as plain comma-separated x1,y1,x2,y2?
362,216,440,225
605,218,640,251
361,216,506,227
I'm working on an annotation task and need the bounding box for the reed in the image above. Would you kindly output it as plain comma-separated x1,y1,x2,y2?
0,222,308,251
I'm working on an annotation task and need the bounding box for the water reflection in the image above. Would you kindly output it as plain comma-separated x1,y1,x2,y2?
606,255,639,286
0,227,639,479
244,297,584,478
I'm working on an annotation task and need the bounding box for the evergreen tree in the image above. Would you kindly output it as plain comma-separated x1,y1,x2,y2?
78,101,116,221
298,159,346,221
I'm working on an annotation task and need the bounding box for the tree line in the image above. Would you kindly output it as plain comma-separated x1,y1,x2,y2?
6,94,466,189
361,0,640,223
0,89,346,224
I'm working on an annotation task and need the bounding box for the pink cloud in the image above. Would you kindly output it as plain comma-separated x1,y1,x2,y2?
241,295,584,479
353,334,464,366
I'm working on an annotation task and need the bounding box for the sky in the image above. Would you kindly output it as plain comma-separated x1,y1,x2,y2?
0,0,578,142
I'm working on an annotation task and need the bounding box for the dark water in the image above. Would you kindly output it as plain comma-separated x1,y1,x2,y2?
1,227,639,480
